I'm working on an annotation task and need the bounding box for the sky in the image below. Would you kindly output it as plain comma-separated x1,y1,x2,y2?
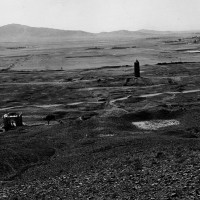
0,0,200,33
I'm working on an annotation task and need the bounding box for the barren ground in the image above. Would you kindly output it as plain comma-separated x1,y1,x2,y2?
1,36,200,199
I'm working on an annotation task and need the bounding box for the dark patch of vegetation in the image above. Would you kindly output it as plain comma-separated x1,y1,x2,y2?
86,47,104,50
66,55,106,58
7,47,26,50
98,65,132,70
43,114,56,125
157,61,197,65
111,46,136,49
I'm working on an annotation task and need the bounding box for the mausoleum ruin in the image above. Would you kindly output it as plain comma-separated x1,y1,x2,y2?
2,112,23,131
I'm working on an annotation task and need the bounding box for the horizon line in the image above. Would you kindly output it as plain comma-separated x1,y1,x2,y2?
1,23,200,34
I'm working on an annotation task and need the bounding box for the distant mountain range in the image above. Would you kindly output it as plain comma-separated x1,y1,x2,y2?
0,24,94,42
0,24,199,43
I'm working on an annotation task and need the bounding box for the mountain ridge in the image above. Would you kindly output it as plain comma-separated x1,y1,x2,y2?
0,24,199,42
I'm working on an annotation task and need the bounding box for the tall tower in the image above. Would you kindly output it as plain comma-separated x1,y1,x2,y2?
134,60,140,78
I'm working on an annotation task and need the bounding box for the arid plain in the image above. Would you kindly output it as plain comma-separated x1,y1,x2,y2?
1,25,200,199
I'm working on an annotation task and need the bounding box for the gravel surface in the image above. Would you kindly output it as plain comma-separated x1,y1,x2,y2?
1,136,200,200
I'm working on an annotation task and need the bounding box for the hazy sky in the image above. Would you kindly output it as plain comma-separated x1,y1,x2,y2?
1,0,200,32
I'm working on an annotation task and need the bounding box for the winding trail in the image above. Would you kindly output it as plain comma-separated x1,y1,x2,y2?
0,88,200,112
108,88,200,111
140,89,200,98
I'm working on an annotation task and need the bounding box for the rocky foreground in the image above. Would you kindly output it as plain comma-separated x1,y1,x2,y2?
1,130,200,200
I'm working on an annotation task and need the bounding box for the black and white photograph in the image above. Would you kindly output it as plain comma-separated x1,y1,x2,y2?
1,0,200,199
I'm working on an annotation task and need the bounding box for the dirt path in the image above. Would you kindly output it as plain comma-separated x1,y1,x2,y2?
79,84,165,91
108,88,200,111
1,89,200,114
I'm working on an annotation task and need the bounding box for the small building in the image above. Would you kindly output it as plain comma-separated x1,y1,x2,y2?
2,112,23,131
